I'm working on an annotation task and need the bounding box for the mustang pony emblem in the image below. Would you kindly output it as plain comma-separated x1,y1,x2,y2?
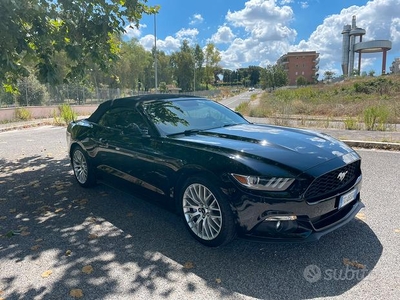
337,171,348,181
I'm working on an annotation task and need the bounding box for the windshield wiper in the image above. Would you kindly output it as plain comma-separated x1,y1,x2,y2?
222,123,241,128
167,129,203,137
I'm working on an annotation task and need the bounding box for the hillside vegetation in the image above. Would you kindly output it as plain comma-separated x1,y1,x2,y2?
237,75,400,131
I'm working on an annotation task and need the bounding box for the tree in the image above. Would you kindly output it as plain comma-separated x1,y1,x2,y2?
115,39,152,91
159,82,168,93
156,50,173,87
296,76,308,86
0,88,15,106
0,0,158,90
352,69,360,76
237,68,249,87
221,69,231,84
16,74,49,106
204,43,221,89
248,66,262,87
170,40,194,92
323,71,335,82
260,65,288,90
193,44,204,90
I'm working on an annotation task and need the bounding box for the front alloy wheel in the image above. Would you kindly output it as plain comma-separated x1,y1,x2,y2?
72,146,95,187
181,176,236,247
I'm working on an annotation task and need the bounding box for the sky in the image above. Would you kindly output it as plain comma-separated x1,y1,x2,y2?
124,0,400,78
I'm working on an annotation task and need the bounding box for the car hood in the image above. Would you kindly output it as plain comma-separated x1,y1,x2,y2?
174,123,358,172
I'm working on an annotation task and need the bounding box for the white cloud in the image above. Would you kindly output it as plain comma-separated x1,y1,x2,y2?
157,36,183,52
390,18,400,43
279,0,293,4
226,0,294,31
124,23,147,39
219,0,296,69
139,34,156,50
190,14,204,25
221,38,290,69
139,28,199,54
300,2,309,9
176,28,199,40
211,25,236,44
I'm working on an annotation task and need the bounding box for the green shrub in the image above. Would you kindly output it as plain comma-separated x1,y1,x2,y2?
324,116,331,128
344,117,359,130
249,107,269,118
354,82,371,94
354,77,395,96
54,104,77,125
14,108,32,120
296,76,308,86
363,105,389,131
235,101,250,115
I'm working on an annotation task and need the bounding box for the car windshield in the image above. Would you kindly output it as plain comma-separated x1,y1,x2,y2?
142,98,249,136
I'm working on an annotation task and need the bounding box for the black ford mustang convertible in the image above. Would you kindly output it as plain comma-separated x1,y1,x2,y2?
66,94,363,247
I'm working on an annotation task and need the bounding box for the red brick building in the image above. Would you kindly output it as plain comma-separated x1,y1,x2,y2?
277,51,320,85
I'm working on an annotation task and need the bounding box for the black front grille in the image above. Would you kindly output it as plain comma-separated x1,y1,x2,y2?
305,161,360,202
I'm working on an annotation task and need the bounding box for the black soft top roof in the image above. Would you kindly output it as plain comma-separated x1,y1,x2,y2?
87,94,198,123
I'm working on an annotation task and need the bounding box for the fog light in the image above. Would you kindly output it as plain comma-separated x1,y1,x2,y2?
264,215,297,221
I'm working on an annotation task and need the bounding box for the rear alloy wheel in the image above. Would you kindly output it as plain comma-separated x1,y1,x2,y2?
71,146,95,187
180,176,236,247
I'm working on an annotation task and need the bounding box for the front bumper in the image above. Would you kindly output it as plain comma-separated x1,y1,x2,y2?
242,200,364,242
234,176,363,242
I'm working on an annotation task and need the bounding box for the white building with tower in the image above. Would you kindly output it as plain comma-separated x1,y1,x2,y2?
341,16,392,76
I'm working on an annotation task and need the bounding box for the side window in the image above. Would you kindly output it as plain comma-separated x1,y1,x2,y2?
121,109,149,134
98,109,120,128
98,108,148,133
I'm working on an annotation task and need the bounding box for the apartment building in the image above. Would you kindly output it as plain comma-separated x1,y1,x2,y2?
277,51,320,85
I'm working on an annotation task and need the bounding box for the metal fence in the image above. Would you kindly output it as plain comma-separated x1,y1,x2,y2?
0,82,222,108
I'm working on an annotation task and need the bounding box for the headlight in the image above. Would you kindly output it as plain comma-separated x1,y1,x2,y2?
231,173,295,191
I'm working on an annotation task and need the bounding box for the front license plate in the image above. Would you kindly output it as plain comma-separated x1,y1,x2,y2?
339,188,358,209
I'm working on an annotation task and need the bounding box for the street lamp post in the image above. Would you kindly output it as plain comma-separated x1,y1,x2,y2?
194,63,196,93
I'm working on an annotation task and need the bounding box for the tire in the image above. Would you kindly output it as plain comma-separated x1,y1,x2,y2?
179,176,236,247
71,146,96,188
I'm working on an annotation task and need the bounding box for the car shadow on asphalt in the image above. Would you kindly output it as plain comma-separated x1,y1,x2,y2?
0,156,382,299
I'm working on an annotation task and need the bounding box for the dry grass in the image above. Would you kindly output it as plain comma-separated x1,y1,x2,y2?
239,75,400,128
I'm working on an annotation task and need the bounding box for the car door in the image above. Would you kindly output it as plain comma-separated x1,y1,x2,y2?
92,106,170,195
89,108,127,174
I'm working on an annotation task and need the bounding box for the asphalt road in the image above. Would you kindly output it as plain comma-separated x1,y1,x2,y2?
0,126,399,300
220,90,256,109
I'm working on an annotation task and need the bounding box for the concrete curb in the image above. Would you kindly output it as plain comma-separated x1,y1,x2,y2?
0,120,56,132
343,140,400,151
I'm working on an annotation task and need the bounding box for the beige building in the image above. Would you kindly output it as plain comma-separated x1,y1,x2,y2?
277,51,320,85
